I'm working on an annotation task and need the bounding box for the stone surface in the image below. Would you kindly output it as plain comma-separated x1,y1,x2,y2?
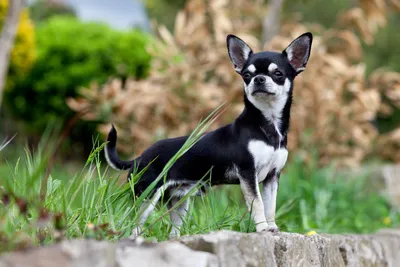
0,240,116,267
1,229,400,267
179,229,400,267
0,238,217,267
179,230,344,267
117,240,218,267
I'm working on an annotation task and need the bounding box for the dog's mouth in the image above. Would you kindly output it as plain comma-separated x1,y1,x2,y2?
252,89,275,96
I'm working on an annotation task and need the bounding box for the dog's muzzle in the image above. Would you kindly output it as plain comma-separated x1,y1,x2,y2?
251,75,276,96
252,88,276,96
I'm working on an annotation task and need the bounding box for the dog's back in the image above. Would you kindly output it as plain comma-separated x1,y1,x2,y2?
106,122,244,196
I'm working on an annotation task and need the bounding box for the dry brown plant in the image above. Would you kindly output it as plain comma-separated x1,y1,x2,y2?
68,0,400,167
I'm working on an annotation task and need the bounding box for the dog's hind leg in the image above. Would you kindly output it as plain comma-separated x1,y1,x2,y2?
239,176,268,232
168,197,189,238
262,175,279,232
131,199,156,238
130,182,172,239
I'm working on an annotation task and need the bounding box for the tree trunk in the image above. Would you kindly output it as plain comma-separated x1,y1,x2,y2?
261,0,284,47
0,0,25,109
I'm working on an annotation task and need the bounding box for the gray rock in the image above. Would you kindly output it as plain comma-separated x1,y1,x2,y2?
1,229,400,267
180,229,400,267
116,241,218,267
179,230,278,267
0,240,116,267
0,238,217,267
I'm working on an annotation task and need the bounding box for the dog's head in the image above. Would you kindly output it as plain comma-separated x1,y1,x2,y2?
227,33,312,112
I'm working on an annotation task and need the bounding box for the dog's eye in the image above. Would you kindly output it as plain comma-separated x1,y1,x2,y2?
243,73,252,79
274,70,283,77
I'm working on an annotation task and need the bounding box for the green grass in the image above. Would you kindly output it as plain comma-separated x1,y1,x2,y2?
0,110,399,252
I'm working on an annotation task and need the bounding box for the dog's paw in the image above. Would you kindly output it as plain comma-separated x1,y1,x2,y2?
267,222,279,233
267,225,279,233
169,228,181,239
129,227,141,240
256,222,269,232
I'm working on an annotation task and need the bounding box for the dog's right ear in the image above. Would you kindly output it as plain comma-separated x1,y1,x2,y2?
227,34,253,74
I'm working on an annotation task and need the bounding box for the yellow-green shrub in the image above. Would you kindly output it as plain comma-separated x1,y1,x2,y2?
6,16,151,155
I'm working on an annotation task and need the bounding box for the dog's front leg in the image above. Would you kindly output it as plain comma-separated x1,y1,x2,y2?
239,177,268,232
262,176,279,232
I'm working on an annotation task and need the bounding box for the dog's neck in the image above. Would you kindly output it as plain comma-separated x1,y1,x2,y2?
237,93,292,139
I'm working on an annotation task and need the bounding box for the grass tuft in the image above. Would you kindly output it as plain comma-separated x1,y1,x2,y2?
0,105,399,252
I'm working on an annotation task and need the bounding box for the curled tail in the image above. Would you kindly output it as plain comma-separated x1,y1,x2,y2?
104,125,134,171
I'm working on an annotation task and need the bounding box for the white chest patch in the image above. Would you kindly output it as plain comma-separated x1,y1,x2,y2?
247,140,288,183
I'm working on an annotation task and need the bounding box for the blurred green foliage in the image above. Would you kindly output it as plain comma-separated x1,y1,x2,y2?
364,14,400,134
29,0,77,23
285,0,351,28
0,135,398,251
288,1,400,134
143,0,351,33
363,15,400,75
5,16,152,150
144,0,186,30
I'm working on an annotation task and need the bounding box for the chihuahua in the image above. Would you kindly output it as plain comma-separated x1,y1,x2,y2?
105,32,313,237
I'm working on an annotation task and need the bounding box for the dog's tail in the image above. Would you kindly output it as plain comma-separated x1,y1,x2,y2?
104,124,134,171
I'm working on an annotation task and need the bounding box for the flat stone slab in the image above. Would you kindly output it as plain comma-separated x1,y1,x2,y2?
0,238,218,267
179,229,400,267
1,229,400,267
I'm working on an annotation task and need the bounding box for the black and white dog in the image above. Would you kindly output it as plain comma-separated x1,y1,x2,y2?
105,32,312,237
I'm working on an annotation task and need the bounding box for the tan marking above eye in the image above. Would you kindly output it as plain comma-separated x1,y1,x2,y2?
268,63,278,72
247,64,256,73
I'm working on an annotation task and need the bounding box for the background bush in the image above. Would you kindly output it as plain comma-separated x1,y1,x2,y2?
70,0,400,166
144,0,186,30
5,16,152,153
290,2,400,138
29,0,77,23
285,0,351,28
363,14,400,134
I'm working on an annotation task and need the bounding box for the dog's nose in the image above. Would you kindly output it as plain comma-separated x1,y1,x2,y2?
254,76,266,85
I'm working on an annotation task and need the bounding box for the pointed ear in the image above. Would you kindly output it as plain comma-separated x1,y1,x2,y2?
227,34,253,73
283,32,313,75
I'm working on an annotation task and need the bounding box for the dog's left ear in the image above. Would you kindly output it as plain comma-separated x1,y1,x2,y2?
283,32,313,75
227,34,253,73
